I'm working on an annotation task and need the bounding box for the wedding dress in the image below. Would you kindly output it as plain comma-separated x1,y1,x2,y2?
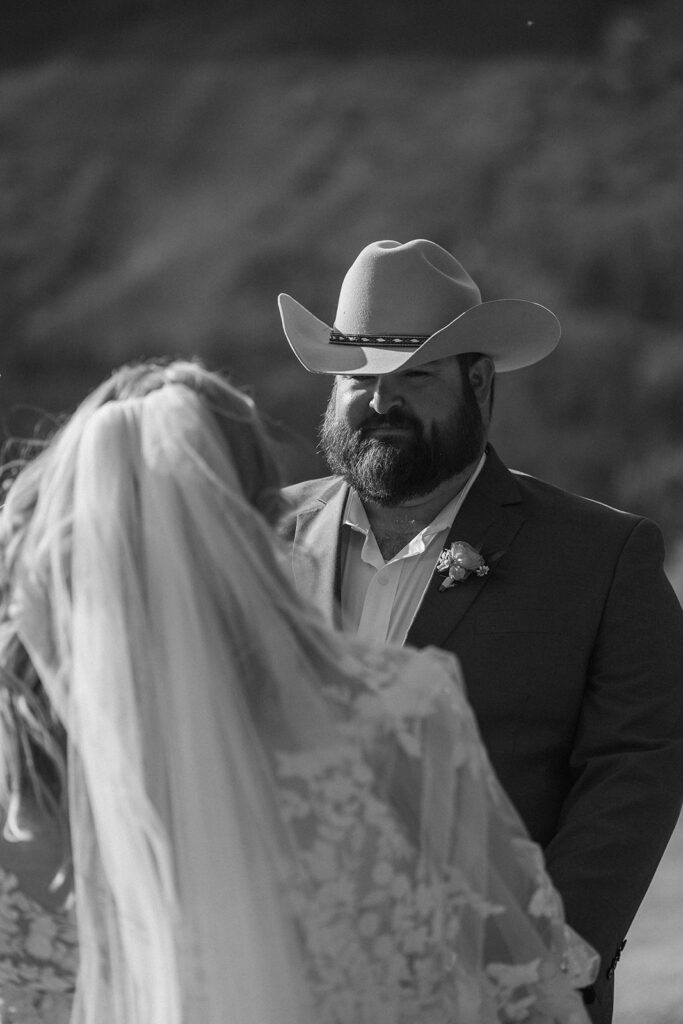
0,644,593,1024
274,642,595,1024
2,379,597,1024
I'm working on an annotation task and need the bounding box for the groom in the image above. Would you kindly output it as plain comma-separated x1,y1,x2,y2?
277,239,683,1022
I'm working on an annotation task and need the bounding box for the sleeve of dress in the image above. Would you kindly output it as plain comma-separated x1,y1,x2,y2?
388,644,601,1024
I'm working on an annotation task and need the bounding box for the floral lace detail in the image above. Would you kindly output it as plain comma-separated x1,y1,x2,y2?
277,738,473,1023
274,646,594,1024
0,866,77,1024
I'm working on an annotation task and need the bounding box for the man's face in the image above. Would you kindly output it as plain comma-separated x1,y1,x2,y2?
319,355,488,505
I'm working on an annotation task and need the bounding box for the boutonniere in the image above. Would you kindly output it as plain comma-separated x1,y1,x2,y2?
435,541,491,590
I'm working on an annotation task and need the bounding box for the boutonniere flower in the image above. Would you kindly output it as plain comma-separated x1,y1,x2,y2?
435,541,490,590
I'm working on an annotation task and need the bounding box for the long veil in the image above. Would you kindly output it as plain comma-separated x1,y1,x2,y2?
14,386,330,1024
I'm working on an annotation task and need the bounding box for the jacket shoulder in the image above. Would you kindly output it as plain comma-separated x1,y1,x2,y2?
279,476,346,541
282,475,345,510
510,468,645,531
485,447,647,537
506,467,672,574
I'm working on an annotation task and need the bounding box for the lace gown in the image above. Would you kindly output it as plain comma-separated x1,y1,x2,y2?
0,864,77,1024
0,647,595,1024
275,645,596,1024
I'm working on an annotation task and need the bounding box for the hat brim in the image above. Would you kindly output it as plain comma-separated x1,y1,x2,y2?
278,294,560,375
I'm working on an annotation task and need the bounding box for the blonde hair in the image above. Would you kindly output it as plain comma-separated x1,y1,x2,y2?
0,359,283,847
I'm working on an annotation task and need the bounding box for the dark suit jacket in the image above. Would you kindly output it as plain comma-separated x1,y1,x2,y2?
281,446,683,1022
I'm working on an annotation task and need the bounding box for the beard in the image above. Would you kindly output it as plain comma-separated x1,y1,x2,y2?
319,378,485,505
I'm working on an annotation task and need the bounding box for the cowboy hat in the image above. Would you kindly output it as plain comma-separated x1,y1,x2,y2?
278,238,560,375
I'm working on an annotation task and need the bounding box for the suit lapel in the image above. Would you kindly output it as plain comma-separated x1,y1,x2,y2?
290,481,349,627
406,448,525,649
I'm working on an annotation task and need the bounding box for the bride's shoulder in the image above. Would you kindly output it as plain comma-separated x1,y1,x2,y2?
342,641,471,725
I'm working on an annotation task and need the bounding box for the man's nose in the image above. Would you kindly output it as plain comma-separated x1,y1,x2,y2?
369,377,403,416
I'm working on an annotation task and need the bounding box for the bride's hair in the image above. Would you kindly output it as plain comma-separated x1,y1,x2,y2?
0,360,285,842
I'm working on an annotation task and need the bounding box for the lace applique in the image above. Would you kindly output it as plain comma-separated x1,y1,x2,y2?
274,646,594,1023
276,739,465,1023
0,866,77,1024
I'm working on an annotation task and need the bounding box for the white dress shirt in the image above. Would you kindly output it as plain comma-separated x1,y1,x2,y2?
340,454,486,645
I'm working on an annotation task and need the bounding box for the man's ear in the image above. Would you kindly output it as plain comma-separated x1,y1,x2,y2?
467,356,495,421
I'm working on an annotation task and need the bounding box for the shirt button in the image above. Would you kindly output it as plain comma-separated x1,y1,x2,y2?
376,576,389,587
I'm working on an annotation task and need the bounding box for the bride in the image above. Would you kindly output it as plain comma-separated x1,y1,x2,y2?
0,359,597,1024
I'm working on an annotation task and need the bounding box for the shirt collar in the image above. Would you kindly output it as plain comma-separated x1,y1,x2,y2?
344,488,371,536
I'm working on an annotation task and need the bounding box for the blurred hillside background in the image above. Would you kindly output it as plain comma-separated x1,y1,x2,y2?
1,1,682,1021
2,0,683,579
3,0,683,584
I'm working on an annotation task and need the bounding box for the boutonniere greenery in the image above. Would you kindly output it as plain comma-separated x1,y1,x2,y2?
435,541,492,591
